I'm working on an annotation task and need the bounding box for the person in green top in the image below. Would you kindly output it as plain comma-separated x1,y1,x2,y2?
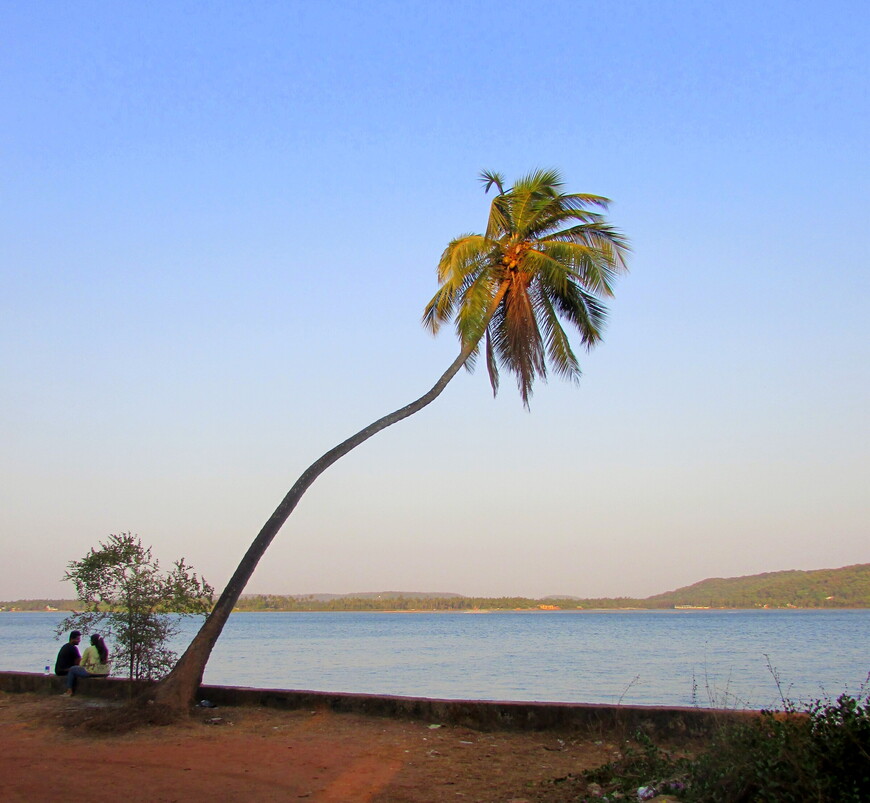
62,634,110,695
79,634,110,675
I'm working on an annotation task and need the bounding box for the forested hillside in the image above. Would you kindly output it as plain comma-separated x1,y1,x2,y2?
645,563,870,608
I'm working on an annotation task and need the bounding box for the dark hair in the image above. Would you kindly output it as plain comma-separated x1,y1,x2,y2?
90,634,109,664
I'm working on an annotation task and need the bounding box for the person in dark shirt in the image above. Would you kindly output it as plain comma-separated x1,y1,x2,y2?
54,631,81,676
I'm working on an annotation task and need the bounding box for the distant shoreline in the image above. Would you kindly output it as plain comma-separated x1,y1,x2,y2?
5,563,869,611
223,606,870,613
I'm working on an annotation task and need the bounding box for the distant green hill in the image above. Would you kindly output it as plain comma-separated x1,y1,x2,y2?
643,563,870,609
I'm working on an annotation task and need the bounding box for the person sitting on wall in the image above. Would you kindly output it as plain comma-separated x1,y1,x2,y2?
61,633,111,696
54,630,81,677
79,634,111,677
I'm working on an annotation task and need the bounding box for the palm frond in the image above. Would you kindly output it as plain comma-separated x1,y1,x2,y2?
484,327,500,395
557,220,631,261
538,240,626,297
522,248,572,295
513,168,563,193
524,213,603,241
454,270,499,350
496,271,546,407
435,234,492,285
545,281,609,348
422,287,454,334
534,290,581,382
556,192,611,210
478,170,505,195
502,169,560,240
485,193,512,241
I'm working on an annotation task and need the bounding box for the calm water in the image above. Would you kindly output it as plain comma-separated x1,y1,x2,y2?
4,609,868,708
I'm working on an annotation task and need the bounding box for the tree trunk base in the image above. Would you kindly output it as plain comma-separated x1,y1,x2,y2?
151,678,196,713
151,636,213,713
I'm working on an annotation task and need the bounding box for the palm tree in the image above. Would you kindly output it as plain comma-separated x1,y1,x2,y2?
152,169,629,711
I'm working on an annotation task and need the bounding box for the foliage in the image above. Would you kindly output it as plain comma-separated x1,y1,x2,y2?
57,533,213,681
423,168,629,406
645,563,870,609
226,563,870,611
579,688,870,802
232,593,585,612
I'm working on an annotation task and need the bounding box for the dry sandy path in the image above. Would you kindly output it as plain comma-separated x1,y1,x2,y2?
0,693,624,802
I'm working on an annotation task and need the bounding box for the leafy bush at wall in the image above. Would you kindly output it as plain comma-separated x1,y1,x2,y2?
577,689,870,802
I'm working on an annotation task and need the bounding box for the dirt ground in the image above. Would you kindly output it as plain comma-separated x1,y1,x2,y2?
0,691,660,802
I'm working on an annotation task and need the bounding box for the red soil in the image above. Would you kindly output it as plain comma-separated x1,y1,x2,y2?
0,692,630,802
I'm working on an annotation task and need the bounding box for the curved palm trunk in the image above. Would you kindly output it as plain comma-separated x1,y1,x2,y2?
153,284,509,711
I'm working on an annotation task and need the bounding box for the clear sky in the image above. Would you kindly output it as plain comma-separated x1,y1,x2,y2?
1,1,867,601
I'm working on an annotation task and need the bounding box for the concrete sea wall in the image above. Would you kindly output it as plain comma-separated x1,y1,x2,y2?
0,670,756,736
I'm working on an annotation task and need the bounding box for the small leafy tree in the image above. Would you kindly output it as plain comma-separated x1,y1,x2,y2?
58,533,213,681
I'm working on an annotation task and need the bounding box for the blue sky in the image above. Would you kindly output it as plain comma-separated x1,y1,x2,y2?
1,1,867,600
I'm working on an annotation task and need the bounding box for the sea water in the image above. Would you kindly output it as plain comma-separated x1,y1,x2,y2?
4,609,868,708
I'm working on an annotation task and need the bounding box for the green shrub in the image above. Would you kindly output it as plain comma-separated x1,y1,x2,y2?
687,711,814,802
581,689,870,802
807,692,870,800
